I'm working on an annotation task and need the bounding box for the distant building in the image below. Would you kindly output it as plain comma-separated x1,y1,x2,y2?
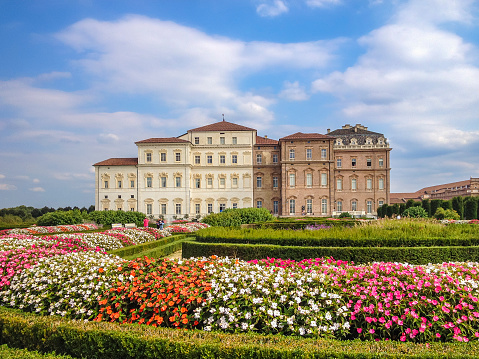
93,121,391,219
390,178,479,203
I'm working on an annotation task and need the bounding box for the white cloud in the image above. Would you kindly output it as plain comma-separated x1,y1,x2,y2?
0,174,5,179
33,178,40,183
256,0,289,17
306,0,341,8
97,133,120,144
395,0,476,25
279,81,309,101
29,187,45,192
0,184,17,191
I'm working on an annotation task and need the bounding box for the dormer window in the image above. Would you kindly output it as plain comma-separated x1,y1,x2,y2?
366,137,372,145
336,139,342,145
350,138,357,145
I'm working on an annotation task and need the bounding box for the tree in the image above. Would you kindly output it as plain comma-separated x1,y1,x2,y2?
430,200,442,217
451,196,464,219
403,206,428,218
421,199,431,217
464,197,479,220
405,199,415,209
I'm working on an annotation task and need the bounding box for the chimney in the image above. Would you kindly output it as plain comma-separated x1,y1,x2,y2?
264,135,268,138
342,124,351,129
327,129,330,134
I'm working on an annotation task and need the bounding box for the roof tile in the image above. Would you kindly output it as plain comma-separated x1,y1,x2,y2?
93,158,138,166
135,137,190,144
188,120,256,132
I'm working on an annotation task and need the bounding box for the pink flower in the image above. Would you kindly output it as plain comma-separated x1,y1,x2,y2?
369,329,375,334
357,328,362,333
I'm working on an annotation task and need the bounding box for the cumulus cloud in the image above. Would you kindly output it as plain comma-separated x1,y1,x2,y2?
29,187,45,192
256,0,289,17
306,0,341,8
279,81,309,101
0,174,5,179
0,184,17,191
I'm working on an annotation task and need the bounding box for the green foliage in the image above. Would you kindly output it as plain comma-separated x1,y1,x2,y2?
0,345,73,359
434,208,460,220
201,207,275,227
451,196,464,219
1,307,478,359
465,197,479,220
36,210,84,226
338,211,352,218
421,199,431,217
386,205,394,218
440,200,453,210
402,206,428,218
87,210,145,226
405,199,415,208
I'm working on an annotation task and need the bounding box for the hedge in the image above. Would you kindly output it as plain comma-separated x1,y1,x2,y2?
182,241,479,264
1,307,479,358
0,345,73,359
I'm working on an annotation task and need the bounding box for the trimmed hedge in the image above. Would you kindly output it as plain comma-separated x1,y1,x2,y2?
0,345,73,359
1,307,479,358
182,241,479,264
108,234,187,258
247,219,358,229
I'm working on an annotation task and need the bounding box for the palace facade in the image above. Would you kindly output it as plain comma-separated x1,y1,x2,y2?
93,121,391,219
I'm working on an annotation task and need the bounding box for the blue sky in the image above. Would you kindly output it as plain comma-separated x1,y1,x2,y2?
1,0,479,208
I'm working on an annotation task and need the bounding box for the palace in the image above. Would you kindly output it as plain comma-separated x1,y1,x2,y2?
93,120,391,219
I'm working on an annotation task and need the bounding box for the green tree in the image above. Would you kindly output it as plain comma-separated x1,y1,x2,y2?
402,206,428,218
421,199,431,217
464,197,479,220
451,196,464,219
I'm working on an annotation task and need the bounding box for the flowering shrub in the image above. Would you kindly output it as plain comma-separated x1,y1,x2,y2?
166,222,209,233
0,224,98,236
94,257,211,328
0,251,124,319
196,257,350,338
304,224,332,230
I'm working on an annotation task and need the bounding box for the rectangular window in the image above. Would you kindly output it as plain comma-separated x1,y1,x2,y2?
352,158,356,167
337,200,343,212
289,173,295,187
195,155,200,164
321,149,327,159
367,158,372,167
367,178,372,190
117,180,122,188
272,154,278,163
175,177,181,188
207,137,212,144
161,204,166,215
207,155,213,164
379,158,384,167
378,200,384,207
232,154,238,164
195,178,201,188
104,181,109,189
195,203,200,214
321,199,327,214
232,137,237,144
379,178,384,190
232,203,238,209
256,154,262,164
161,177,167,188
146,204,152,215
273,176,278,189
289,149,295,160
160,152,166,162
175,152,181,162
306,173,312,188
321,173,327,187
194,137,199,144
175,204,181,215
351,201,357,211
256,176,262,188
219,203,226,212
207,177,213,187
273,200,279,214
306,199,312,214
220,178,226,187
220,137,225,145
337,178,342,190
207,203,213,213
146,153,152,162
232,177,238,187
306,148,312,160
220,155,226,164
130,180,135,188
351,178,357,190
367,200,372,214
289,199,295,215
337,158,342,168
146,177,152,188
256,200,262,209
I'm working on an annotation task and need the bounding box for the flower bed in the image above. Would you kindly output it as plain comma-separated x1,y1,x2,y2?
0,224,98,236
